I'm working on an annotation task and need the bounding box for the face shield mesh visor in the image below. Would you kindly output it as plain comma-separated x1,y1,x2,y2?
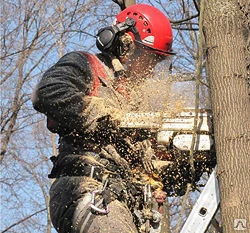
129,57,172,112
152,56,172,80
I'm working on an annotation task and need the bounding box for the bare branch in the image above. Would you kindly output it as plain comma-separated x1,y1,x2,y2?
2,208,47,233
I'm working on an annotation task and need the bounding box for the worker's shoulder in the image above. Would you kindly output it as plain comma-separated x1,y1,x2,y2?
59,50,93,62
53,51,100,75
59,51,104,69
43,51,95,78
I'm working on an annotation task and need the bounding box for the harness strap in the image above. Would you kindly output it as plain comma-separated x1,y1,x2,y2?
81,52,109,97
82,52,131,99
82,198,104,233
72,194,104,233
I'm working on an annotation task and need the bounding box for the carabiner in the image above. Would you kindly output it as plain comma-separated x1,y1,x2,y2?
90,180,110,214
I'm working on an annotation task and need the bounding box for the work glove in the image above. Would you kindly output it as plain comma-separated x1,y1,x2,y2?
134,139,156,174
100,144,130,172
81,96,124,133
100,144,133,181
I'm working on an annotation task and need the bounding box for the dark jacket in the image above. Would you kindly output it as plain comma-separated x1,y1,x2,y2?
33,52,126,131
33,51,133,177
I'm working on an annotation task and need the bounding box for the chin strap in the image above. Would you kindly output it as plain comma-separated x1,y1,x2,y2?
110,55,131,100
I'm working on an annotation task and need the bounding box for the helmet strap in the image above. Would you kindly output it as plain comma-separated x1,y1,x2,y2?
110,55,131,99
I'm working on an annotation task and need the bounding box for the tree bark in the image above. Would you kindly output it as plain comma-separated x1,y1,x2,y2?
203,1,250,232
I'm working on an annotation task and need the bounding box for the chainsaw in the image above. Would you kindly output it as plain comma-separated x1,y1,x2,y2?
120,108,214,159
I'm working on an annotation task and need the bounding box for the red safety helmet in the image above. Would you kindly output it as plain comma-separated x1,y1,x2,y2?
116,4,174,55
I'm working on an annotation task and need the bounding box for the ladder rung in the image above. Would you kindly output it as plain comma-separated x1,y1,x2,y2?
180,170,220,233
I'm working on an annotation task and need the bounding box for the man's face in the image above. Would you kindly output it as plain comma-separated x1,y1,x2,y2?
125,46,167,79
139,50,165,68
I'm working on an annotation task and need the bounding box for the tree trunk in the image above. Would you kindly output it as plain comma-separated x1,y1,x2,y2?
203,1,250,232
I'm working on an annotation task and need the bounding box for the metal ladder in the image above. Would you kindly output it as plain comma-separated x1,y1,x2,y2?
180,169,220,233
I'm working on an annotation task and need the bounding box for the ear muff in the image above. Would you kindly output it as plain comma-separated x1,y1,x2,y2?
96,18,136,53
96,26,120,52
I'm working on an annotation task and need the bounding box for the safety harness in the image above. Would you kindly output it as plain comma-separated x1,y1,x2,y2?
83,52,110,97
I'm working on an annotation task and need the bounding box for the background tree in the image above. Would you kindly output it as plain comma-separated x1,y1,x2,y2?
203,1,250,232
